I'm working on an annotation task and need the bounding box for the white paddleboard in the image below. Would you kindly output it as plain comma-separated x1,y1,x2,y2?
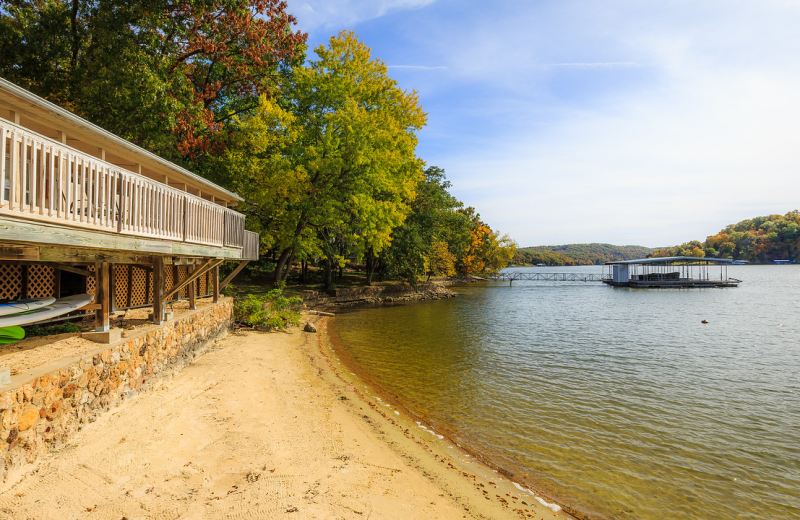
0,294,94,327
0,297,57,316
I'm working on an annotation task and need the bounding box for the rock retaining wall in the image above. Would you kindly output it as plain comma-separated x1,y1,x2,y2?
300,282,456,308
0,299,233,481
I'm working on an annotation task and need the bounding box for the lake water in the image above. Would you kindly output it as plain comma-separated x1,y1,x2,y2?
327,266,800,519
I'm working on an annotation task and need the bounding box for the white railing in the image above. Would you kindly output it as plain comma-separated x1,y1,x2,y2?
242,230,260,260
1,118,247,250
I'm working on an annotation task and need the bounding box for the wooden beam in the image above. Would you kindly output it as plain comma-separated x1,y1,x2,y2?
172,265,181,301
219,261,249,291
131,264,153,274
213,265,220,303
0,216,243,259
188,265,197,310
44,263,92,278
0,245,39,261
162,258,224,302
152,256,165,324
109,264,116,312
39,247,156,264
95,262,110,331
21,265,29,299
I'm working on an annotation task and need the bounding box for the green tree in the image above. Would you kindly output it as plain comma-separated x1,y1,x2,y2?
221,31,427,287
379,166,468,285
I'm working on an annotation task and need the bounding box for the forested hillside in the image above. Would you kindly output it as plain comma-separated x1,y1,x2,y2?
652,211,800,263
513,244,654,266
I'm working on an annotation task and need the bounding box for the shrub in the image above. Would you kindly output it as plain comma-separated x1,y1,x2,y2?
233,284,302,330
25,322,82,337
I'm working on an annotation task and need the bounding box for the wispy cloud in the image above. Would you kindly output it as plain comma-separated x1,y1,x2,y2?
387,65,448,70
540,62,642,69
286,0,437,32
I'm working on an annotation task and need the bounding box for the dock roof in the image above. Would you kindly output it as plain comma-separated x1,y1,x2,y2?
605,256,740,265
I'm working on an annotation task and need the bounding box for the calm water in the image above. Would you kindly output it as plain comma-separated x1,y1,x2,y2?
328,266,800,519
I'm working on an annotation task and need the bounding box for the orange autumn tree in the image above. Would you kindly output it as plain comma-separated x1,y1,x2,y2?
0,0,307,162
462,225,517,275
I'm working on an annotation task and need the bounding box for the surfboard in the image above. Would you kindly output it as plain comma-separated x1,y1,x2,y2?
0,294,94,327
0,326,25,344
0,297,57,317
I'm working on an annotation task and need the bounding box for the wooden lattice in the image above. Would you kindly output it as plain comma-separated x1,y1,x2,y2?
0,265,23,300
178,266,188,299
86,264,96,296
129,266,148,306
114,265,130,309
27,265,55,298
199,269,207,296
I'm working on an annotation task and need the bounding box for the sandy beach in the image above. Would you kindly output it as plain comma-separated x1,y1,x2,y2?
0,315,568,520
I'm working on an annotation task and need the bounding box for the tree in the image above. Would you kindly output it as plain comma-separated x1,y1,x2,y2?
221,31,427,286
428,241,457,279
0,0,307,162
379,166,468,285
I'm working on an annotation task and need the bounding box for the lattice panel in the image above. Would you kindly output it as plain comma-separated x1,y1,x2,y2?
27,265,55,298
178,266,188,299
130,267,149,307
147,271,153,304
114,265,130,308
165,268,174,300
199,270,208,296
86,264,97,296
0,265,23,300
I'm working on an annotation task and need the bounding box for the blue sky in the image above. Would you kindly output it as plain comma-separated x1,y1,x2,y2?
284,0,800,247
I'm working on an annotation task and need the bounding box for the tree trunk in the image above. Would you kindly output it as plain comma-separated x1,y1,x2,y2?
273,247,293,286
324,259,334,290
300,260,307,284
281,249,296,282
338,266,343,280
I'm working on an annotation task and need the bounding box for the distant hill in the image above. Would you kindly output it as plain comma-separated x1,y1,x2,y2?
513,243,655,266
652,210,800,263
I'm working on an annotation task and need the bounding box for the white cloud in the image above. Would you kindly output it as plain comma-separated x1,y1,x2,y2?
286,0,436,32
540,62,642,69
386,65,448,70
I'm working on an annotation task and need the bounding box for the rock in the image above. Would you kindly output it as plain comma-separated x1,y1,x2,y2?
304,322,317,333
18,407,40,431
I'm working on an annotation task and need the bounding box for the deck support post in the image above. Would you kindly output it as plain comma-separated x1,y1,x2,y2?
212,265,220,303
188,264,197,310
94,262,110,332
152,256,166,324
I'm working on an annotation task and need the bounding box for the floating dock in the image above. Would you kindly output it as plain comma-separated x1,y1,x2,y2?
603,256,742,288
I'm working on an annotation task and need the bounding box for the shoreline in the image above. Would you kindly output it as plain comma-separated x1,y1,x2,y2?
0,313,570,519
315,314,575,519
322,306,604,520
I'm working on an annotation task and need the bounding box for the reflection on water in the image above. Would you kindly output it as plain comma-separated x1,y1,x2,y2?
328,266,800,520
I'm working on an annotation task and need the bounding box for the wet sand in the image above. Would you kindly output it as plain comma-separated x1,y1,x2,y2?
0,315,569,519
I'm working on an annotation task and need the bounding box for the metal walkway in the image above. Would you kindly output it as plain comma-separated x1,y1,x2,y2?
491,272,608,284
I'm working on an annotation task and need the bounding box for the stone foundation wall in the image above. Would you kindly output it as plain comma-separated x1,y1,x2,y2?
0,299,233,481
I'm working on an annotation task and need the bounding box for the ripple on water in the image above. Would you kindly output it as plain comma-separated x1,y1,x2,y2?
329,266,800,520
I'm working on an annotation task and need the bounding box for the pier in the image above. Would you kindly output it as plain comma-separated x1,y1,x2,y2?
491,272,607,285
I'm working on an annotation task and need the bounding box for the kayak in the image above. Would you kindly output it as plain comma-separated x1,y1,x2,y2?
0,294,94,327
0,297,57,316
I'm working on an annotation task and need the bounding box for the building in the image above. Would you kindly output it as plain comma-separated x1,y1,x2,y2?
1,77,258,337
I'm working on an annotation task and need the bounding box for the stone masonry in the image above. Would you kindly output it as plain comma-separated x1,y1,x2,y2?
0,298,233,481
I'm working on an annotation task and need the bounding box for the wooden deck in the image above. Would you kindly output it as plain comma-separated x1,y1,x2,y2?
1,119,255,260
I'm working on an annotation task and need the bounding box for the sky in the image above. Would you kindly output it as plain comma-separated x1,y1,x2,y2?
284,0,800,248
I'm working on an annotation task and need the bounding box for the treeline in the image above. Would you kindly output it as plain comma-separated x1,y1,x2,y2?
514,244,654,266
1,2,515,287
652,211,800,263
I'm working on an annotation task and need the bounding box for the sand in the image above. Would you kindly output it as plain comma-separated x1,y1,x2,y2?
0,315,570,520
